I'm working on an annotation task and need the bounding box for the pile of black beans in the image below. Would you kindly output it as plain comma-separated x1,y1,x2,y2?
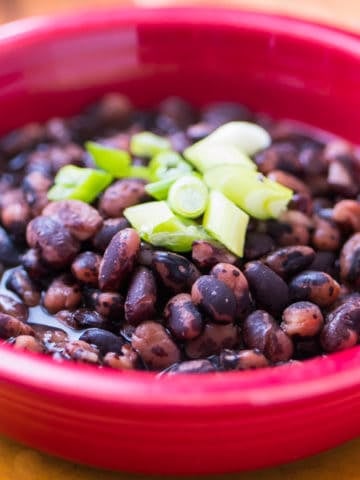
0,94,360,375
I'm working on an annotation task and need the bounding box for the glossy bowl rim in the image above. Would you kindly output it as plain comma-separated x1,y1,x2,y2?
1,6,360,409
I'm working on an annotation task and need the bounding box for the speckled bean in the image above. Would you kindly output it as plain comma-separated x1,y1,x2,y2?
185,322,239,359
71,251,102,286
125,267,157,326
151,251,200,293
164,293,203,340
289,270,340,307
281,301,324,337
263,245,316,278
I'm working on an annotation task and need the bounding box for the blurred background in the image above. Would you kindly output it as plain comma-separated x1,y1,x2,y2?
1,0,360,32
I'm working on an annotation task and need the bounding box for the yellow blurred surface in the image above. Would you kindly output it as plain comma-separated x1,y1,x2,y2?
0,0,360,479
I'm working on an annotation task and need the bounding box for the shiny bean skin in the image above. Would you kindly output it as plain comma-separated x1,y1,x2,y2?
333,200,360,232
26,216,80,267
103,345,139,370
191,240,236,271
264,245,316,278
92,217,130,253
243,310,294,363
0,313,34,339
191,275,237,324
219,349,269,371
244,262,289,316
151,251,200,293
43,275,82,314
309,251,338,278
21,248,49,281
99,228,140,291
99,179,148,218
321,297,360,352
11,335,45,353
71,309,109,330
340,233,360,289
87,290,124,322
30,323,68,352
131,321,181,370
0,294,28,322
164,293,203,340
281,301,324,337
162,359,216,375
289,270,340,307
185,323,239,359
71,252,102,286
5,268,41,307
79,328,124,355
64,340,100,364
210,263,252,319
125,267,157,326
43,200,103,241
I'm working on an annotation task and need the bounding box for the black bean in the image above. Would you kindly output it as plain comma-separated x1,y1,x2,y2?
131,321,181,370
243,310,294,362
219,349,269,371
124,267,157,326
22,248,49,281
309,251,338,277
0,312,34,339
103,345,139,370
263,245,316,278
185,323,239,359
164,293,203,340
26,216,80,267
43,275,82,314
43,200,103,241
254,142,302,175
289,270,340,307
281,301,323,337
333,200,360,232
79,328,124,355
210,263,252,319
91,217,130,253
87,290,124,322
151,251,200,293
191,275,237,324
244,262,289,316
99,179,148,218
71,309,109,330
99,228,140,291
5,268,41,307
71,251,102,286
64,340,100,364
191,240,237,271
0,294,28,322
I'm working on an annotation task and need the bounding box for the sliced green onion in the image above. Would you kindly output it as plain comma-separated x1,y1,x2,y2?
130,132,171,157
204,165,293,219
168,175,208,218
48,165,112,203
203,190,249,257
184,141,256,173
149,151,192,181
85,141,131,176
148,226,211,252
204,121,271,155
126,165,151,180
145,174,182,200
124,201,175,239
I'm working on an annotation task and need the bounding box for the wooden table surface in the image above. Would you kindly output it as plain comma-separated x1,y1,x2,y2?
1,1,360,479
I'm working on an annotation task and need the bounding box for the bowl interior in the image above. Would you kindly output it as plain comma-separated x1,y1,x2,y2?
0,7,360,406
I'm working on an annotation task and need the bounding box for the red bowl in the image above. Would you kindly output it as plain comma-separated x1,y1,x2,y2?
1,7,360,475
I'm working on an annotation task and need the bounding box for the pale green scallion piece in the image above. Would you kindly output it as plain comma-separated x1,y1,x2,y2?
130,132,171,157
168,174,208,219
